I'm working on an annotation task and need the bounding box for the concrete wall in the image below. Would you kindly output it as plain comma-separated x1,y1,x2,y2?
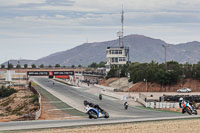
29,86,42,120
101,90,126,100
94,84,115,91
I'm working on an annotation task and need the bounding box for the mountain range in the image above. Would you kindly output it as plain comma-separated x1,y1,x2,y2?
2,34,200,66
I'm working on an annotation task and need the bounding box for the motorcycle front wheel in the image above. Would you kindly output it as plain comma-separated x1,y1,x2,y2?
88,110,98,119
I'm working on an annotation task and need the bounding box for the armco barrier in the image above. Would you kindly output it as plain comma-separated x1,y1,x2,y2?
101,90,126,100
94,84,115,91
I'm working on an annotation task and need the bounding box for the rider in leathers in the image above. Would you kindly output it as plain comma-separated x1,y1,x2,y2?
179,97,193,114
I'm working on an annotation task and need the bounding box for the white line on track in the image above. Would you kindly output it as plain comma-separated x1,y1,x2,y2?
48,108,74,111
43,101,62,104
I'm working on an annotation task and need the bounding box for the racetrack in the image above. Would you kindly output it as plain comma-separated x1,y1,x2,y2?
32,77,183,118
0,77,192,131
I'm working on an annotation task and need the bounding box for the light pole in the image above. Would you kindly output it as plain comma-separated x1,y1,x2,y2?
162,45,169,70
144,78,147,92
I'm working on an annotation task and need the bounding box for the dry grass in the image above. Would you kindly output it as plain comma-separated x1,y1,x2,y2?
15,119,200,133
0,88,39,121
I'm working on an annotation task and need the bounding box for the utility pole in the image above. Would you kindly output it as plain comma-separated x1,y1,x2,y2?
162,45,169,70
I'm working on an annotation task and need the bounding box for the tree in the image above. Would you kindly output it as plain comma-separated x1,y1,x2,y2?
78,64,82,68
98,61,106,67
1,64,5,69
40,64,44,68
8,63,13,69
106,68,119,79
71,65,75,68
89,62,98,68
55,64,60,68
16,64,21,68
24,64,28,69
48,65,52,68
31,64,36,68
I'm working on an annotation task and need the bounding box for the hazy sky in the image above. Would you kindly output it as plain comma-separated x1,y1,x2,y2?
1,0,200,64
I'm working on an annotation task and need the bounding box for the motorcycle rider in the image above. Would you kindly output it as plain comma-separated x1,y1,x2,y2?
124,101,128,110
83,100,103,112
179,97,194,114
99,94,102,100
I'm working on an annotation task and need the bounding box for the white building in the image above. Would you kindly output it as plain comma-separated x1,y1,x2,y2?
105,46,129,71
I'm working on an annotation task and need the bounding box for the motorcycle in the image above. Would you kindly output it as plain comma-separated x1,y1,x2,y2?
124,102,128,110
84,101,109,119
181,101,197,115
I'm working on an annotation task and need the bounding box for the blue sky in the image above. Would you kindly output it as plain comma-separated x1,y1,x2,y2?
0,0,200,64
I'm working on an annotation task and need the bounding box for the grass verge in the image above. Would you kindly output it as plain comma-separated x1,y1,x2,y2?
32,82,86,116
136,106,180,114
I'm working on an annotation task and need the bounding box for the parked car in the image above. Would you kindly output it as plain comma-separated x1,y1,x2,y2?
177,88,191,93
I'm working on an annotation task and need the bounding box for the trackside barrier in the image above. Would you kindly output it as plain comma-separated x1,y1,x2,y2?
159,102,162,108
150,102,154,108
29,86,42,120
94,84,115,91
166,103,170,108
138,100,180,109
154,102,180,109
156,102,160,108
101,91,126,100
170,103,174,108
146,102,151,108
35,93,41,120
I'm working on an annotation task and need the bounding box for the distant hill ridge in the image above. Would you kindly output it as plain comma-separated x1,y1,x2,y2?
2,34,200,66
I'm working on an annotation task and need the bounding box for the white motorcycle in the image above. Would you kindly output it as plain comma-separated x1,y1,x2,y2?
84,101,109,119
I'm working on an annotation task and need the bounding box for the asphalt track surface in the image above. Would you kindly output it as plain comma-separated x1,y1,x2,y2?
0,77,189,131
32,77,183,118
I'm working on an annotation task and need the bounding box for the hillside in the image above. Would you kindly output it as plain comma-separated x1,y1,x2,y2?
129,79,200,92
2,34,200,66
100,78,200,92
31,34,200,66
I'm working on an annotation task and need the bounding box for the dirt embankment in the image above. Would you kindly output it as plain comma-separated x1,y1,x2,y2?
98,78,119,87
100,78,200,92
0,87,39,122
129,78,200,92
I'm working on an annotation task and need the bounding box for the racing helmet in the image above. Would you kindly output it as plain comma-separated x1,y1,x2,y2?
179,97,183,102
83,100,89,106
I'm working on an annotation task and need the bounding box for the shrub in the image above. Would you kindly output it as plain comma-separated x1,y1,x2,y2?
0,86,17,98
31,94,39,103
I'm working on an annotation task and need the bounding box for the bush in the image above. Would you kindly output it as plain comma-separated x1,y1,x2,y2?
106,68,119,79
0,86,17,98
31,94,39,103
